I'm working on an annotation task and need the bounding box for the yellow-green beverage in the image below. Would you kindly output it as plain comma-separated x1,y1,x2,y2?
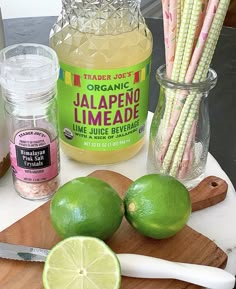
50,0,153,164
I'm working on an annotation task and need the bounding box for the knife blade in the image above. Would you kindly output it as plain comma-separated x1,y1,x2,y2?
0,242,235,289
0,242,49,262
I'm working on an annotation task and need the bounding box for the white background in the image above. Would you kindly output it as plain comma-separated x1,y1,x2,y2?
0,0,162,19
0,0,61,19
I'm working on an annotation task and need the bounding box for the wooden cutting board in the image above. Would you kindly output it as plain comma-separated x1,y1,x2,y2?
0,170,228,289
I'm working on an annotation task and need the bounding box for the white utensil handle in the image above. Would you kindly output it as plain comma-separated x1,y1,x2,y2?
117,254,235,289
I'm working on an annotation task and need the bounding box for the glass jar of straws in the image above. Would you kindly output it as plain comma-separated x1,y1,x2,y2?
147,65,217,189
0,44,60,200
149,0,231,188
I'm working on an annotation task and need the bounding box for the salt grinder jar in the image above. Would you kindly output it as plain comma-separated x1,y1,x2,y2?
0,10,10,179
0,44,60,200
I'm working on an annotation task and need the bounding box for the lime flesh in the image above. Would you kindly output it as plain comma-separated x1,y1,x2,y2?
43,236,121,289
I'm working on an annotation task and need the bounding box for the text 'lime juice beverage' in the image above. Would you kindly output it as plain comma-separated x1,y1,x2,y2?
50,0,153,164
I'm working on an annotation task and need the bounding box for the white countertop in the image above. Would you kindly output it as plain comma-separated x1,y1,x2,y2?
0,112,236,278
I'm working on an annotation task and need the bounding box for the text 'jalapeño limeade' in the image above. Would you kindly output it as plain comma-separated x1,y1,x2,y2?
50,0,153,164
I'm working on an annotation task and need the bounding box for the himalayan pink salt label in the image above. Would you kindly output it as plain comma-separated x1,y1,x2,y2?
10,129,59,183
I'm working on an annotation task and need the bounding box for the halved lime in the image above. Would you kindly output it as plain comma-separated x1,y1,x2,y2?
43,236,121,289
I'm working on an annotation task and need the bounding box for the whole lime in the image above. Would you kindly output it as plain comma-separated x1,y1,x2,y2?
50,177,124,240
124,174,191,239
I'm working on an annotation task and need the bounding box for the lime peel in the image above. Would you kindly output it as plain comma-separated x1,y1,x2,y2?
124,174,191,239
128,202,136,213
50,177,124,240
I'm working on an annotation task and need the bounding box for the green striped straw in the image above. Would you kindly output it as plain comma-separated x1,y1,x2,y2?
160,0,196,140
179,0,202,82
171,0,194,81
176,0,182,43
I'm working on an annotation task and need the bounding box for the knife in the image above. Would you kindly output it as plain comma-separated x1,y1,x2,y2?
0,242,235,289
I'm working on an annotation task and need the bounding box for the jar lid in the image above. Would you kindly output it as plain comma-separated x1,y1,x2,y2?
0,43,59,99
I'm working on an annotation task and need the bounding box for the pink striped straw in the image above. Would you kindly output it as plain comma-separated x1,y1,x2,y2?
178,121,197,178
162,0,170,76
185,0,219,83
167,0,178,77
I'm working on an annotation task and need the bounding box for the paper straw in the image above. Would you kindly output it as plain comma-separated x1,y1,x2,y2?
193,0,208,48
160,91,195,173
185,0,219,83
178,121,197,178
159,89,188,162
160,0,231,177
167,0,178,76
158,0,231,178
175,0,218,175
167,0,205,173
171,0,194,81
162,0,170,73
169,94,201,176
179,0,202,82
158,0,171,146
181,0,185,17
164,0,216,158
194,0,231,82
159,0,174,155
159,0,194,159
176,0,231,176
159,0,201,161
176,0,182,43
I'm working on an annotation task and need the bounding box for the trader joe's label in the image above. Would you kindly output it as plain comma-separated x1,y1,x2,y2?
57,57,151,151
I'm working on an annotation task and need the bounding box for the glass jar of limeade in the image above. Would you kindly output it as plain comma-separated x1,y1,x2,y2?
50,0,153,164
